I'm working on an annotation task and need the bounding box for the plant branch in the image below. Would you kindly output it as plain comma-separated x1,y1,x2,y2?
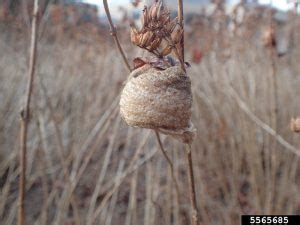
18,0,39,225
185,144,199,225
228,85,300,156
103,0,132,72
177,0,199,224
155,131,180,204
177,0,185,63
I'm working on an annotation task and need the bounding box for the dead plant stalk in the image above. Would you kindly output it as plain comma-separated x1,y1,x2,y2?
177,0,199,224
18,0,39,225
102,0,131,72
178,0,184,62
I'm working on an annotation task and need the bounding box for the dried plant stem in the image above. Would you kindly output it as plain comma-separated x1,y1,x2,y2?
103,0,131,72
267,45,278,213
228,85,300,156
178,0,199,224
164,36,185,72
90,132,154,223
177,0,185,62
18,0,39,225
185,144,199,225
269,47,278,133
266,15,278,133
265,17,279,212
154,131,180,204
174,46,186,72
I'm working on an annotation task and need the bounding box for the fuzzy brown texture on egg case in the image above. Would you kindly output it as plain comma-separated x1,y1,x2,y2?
120,65,196,143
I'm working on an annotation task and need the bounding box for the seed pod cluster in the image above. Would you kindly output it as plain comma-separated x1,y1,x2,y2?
120,65,196,143
130,0,183,58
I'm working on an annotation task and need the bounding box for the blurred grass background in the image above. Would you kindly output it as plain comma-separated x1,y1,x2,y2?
0,0,300,224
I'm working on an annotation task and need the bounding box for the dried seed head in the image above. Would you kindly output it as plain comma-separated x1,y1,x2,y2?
149,38,162,51
140,31,150,47
172,28,183,44
141,6,149,27
291,118,300,133
130,0,182,59
166,18,178,33
161,45,173,56
149,4,157,19
130,27,139,45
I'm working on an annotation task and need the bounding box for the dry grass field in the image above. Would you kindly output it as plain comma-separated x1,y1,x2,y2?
0,3,300,225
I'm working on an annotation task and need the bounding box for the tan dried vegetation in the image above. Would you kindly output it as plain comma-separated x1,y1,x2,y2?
0,1,300,225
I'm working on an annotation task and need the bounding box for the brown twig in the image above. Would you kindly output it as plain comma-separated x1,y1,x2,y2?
266,14,278,213
103,0,132,72
270,43,278,134
18,0,39,225
177,0,185,63
178,0,199,224
185,144,199,225
155,131,180,204
228,85,300,156
265,11,278,133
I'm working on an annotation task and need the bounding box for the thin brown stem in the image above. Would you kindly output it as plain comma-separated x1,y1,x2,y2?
174,46,186,72
267,19,278,213
185,144,199,225
154,131,180,204
18,0,39,225
177,0,185,63
269,45,278,133
103,0,132,72
177,0,198,223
